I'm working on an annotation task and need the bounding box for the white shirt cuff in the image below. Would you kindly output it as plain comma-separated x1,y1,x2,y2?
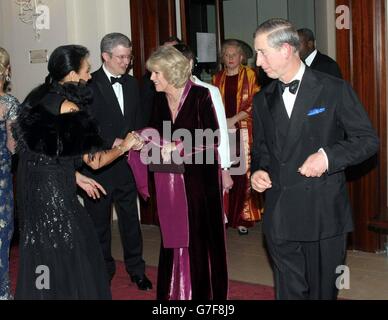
318,148,329,171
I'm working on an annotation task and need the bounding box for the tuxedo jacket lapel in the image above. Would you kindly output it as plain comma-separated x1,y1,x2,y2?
281,68,323,160
94,68,125,122
264,82,285,161
310,51,322,69
122,79,135,128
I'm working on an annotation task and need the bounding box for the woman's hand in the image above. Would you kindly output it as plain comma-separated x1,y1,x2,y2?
131,132,145,151
227,117,237,129
75,172,107,200
222,170,234,193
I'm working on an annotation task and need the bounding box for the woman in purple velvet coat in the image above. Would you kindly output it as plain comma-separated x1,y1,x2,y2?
145,46,228,300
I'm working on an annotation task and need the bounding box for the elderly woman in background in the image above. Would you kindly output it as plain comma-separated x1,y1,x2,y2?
145,46,228,300
212,39,262,235
0,47,19,300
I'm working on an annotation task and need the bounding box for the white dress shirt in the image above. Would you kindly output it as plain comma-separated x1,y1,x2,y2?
192,76,232,169
103,64,124,115
282,62,305,118
304,49,318,67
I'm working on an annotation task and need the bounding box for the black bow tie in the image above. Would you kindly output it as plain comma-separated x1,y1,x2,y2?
279,79,300,94
110,75,127,85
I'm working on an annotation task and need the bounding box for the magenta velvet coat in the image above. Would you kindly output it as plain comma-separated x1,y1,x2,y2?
149,82,228,300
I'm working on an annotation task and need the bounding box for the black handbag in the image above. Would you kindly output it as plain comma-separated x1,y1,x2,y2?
148,162,185,174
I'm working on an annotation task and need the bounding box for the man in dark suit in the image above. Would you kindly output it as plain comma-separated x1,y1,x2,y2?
297,28,343,78
251,19,379,299
83,33,151,290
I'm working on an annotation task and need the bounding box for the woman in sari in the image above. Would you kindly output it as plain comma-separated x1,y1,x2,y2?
213,39,263,235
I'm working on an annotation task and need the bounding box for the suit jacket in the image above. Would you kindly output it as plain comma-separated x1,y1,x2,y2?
251,67,379,241
310,51,343,79
84,67,143,186
140,71,156,127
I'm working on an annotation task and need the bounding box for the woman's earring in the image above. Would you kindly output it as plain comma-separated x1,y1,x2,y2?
5,75,10,82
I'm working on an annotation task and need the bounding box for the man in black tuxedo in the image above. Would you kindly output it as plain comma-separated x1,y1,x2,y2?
297,28,342,78
83,33,151,290
251,19,379,299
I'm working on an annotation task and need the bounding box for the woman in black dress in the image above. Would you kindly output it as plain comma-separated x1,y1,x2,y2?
14,45,140,299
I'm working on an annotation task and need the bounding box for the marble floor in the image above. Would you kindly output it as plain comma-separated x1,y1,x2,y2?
111,221,388,300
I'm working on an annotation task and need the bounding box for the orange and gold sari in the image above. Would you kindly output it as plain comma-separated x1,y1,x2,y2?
213,65,263,225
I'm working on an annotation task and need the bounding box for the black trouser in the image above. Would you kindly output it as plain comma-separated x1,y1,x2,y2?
265,233,347,300
84,181,145,279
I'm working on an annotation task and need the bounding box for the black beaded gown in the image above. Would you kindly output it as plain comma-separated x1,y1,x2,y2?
14,82,111,299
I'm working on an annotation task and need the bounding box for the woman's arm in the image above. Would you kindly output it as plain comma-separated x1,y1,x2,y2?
6,120,16,154
228,68,260,129
4,96,19,154
227,111,249,129
83,146,124,170
83,131,143,170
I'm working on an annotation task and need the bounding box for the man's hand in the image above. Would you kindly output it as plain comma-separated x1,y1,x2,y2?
222,170,234,193
251,170,272,193
298,151,327,177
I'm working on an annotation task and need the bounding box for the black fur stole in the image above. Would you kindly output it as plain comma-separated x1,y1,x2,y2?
15,103,103,157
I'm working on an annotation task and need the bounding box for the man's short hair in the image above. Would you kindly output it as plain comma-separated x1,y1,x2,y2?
162,36,182,45
297,28,315,42
254,18,300,51
100,33,132,54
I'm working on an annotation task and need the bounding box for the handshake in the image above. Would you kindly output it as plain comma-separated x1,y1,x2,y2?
112,132,178,162
112,131,145,153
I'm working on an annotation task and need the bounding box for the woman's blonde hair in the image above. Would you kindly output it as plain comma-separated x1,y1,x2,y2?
0,47,10,82
146,46,191,88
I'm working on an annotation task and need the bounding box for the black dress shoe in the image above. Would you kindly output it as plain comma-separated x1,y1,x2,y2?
131,274,152,291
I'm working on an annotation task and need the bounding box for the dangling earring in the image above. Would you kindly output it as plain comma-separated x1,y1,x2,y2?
5,74,10,82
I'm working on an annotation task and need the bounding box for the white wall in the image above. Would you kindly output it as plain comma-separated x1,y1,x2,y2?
0,0,131,101
257,0,288,22
1,0,68,100
224,0,258,51
287,0,315,31
222,0,336,65
176,0,182,39
223,0,261,66
207,5,216,34
0,4,5,49
66,0,131,74
223,0,316,66
315,0,336,59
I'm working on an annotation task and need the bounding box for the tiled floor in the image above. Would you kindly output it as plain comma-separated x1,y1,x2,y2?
111,221,388,300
